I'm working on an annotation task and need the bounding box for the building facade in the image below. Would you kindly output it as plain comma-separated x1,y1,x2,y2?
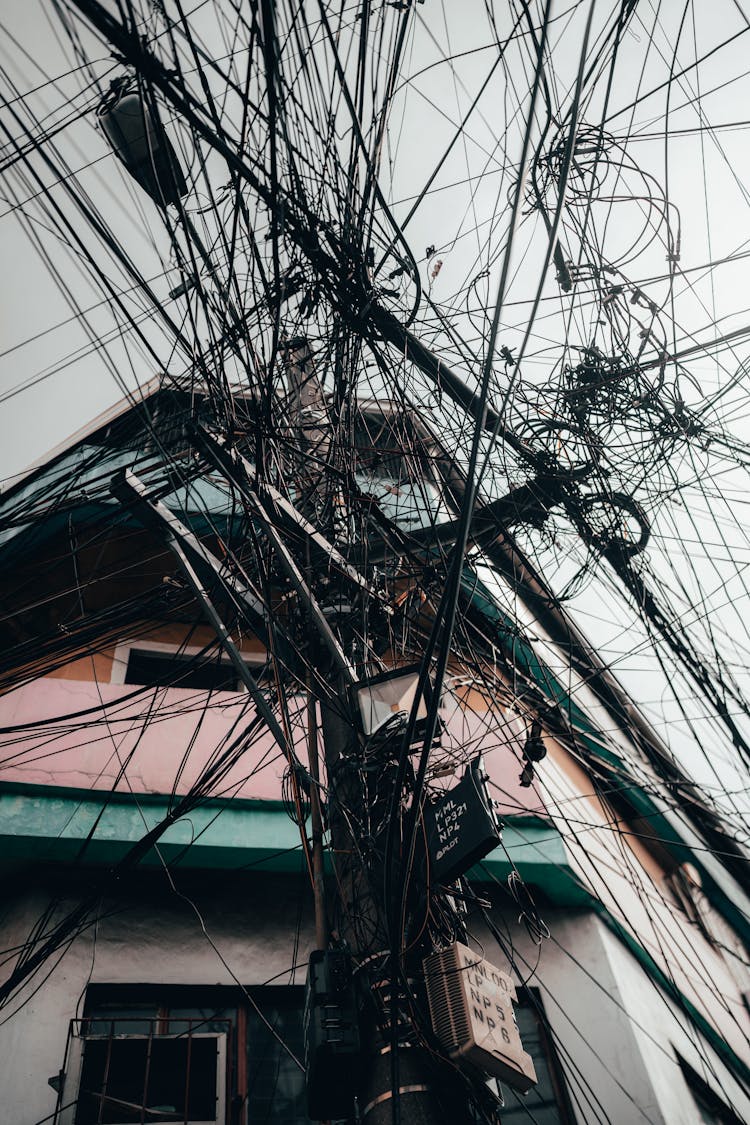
1,389,749,1125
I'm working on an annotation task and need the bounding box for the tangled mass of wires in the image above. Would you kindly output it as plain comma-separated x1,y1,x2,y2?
4,1,750,1122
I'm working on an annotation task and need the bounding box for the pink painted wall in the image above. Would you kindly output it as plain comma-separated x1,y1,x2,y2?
0,678,546,815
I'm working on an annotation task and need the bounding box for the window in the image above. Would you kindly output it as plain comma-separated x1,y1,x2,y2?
665,863,707,929
113,643,268,694
665,864,750,990
58,987,311,1125
353,410,454,532
246,991,309,1125
125,648,241,692
74,1032,223,1124
498,989,575,1125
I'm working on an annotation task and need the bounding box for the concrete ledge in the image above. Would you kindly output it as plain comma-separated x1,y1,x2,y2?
0,783,587,902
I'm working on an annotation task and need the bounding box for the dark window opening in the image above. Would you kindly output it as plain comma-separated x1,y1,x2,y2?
124,649,264,693
76,1032,219,1124
246,991,309,1125
499,988,575,1125
69,986,312,1125
678,1057,746,1125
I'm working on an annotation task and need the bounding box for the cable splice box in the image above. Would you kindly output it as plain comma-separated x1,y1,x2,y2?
304,949,361,1119
423,940,537,1092
425,756,502,884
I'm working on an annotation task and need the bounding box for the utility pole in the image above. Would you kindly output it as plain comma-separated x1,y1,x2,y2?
281,339,464,1125
192,417,474,1122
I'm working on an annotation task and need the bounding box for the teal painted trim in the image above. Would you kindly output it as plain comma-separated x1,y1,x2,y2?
594,903,750,1092
0,786,306,873
0,779,287,814
0,504,245,573
476,819,592,907
0,784,589,904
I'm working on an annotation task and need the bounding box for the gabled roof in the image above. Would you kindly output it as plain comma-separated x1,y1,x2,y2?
0,381,243,565
0,375,163,501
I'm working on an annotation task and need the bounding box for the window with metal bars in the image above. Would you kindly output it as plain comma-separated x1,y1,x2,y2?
73,1023,224,1125
57,986,312,1125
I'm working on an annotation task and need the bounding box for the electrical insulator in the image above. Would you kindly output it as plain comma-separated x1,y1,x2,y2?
523,719,547,763
97,79,187,208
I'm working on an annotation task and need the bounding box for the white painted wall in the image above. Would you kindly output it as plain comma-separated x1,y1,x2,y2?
0,871,316,1125
477,908,667,1125
1,873,747,1125
598,922,750,1125
479,906,750,1125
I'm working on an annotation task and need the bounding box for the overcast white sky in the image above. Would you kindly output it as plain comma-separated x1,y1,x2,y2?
2,1,750,475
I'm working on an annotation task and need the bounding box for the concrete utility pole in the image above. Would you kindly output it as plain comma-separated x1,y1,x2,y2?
318,691,468,1125
283,342,472,1125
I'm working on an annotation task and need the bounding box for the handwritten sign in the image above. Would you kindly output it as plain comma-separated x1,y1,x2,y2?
424,941,537,1092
